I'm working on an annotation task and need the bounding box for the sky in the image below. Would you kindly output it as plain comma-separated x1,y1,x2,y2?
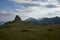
0,0,60,22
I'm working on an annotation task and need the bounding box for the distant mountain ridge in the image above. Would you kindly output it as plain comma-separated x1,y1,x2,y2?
39,16,60,25
26,18,40,25
26,16,60,25
26,18,38,21
3,15,60,26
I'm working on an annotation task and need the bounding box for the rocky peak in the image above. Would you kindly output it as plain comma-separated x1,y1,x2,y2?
14,15,22,22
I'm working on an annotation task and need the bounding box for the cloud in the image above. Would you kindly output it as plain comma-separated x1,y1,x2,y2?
0,9,30,21
17,3,40,8
46,11,60,17
47,12,59,16
0,10,12,15
0,0,60,22
58,0,60,4
21,6,60,18
10,0,60,8
0,10,15,22
46,4,58,8
32,0,48,2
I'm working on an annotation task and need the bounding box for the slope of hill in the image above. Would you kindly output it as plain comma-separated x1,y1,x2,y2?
0,22,60,40
0,15,60,40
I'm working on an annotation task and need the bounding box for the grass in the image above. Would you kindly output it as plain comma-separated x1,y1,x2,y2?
0,22,60,40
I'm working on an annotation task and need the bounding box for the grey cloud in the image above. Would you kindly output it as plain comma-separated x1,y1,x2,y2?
0,10,14,16
47,11,60,16
32,0,48,2
47,13,57,15
0,15,15,22
0,14,11,16
17,3,40,8
58,0,60,4
46,4,57,8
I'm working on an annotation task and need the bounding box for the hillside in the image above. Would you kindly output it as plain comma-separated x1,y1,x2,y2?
0,23,60,40
0,15,60,40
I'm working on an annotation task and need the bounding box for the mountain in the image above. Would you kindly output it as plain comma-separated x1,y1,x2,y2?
38,18,43,21
4,15,22,26
39,16,60,25
25,16,60,25
3,15,60,26
25,18,40,25
13,15,22,22
26,18,38,21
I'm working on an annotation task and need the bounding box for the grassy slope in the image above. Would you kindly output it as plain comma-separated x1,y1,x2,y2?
0,22,60,40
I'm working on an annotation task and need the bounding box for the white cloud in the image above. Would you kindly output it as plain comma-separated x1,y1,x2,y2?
1,0,60,22
20,6,60,19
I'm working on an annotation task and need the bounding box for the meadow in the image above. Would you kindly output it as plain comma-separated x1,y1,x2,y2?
0,22,60,40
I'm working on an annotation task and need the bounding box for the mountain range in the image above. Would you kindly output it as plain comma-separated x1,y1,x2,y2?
39,16,60,25
25,16,60,25
2,15,60,26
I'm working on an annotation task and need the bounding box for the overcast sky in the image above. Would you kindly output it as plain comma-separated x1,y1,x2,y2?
0,0,60,22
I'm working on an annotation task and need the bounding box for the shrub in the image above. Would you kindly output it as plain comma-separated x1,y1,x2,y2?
47,29,53,31
22,30,29,32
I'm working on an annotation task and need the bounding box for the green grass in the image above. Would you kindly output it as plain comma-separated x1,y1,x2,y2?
0,22,60,40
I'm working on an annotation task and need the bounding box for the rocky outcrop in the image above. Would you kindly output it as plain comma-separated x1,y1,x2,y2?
14,15,22,22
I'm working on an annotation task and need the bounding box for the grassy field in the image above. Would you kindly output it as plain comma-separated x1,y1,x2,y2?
0,22,60,40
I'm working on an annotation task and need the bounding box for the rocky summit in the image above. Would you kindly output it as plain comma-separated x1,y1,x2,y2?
14,15,22,22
